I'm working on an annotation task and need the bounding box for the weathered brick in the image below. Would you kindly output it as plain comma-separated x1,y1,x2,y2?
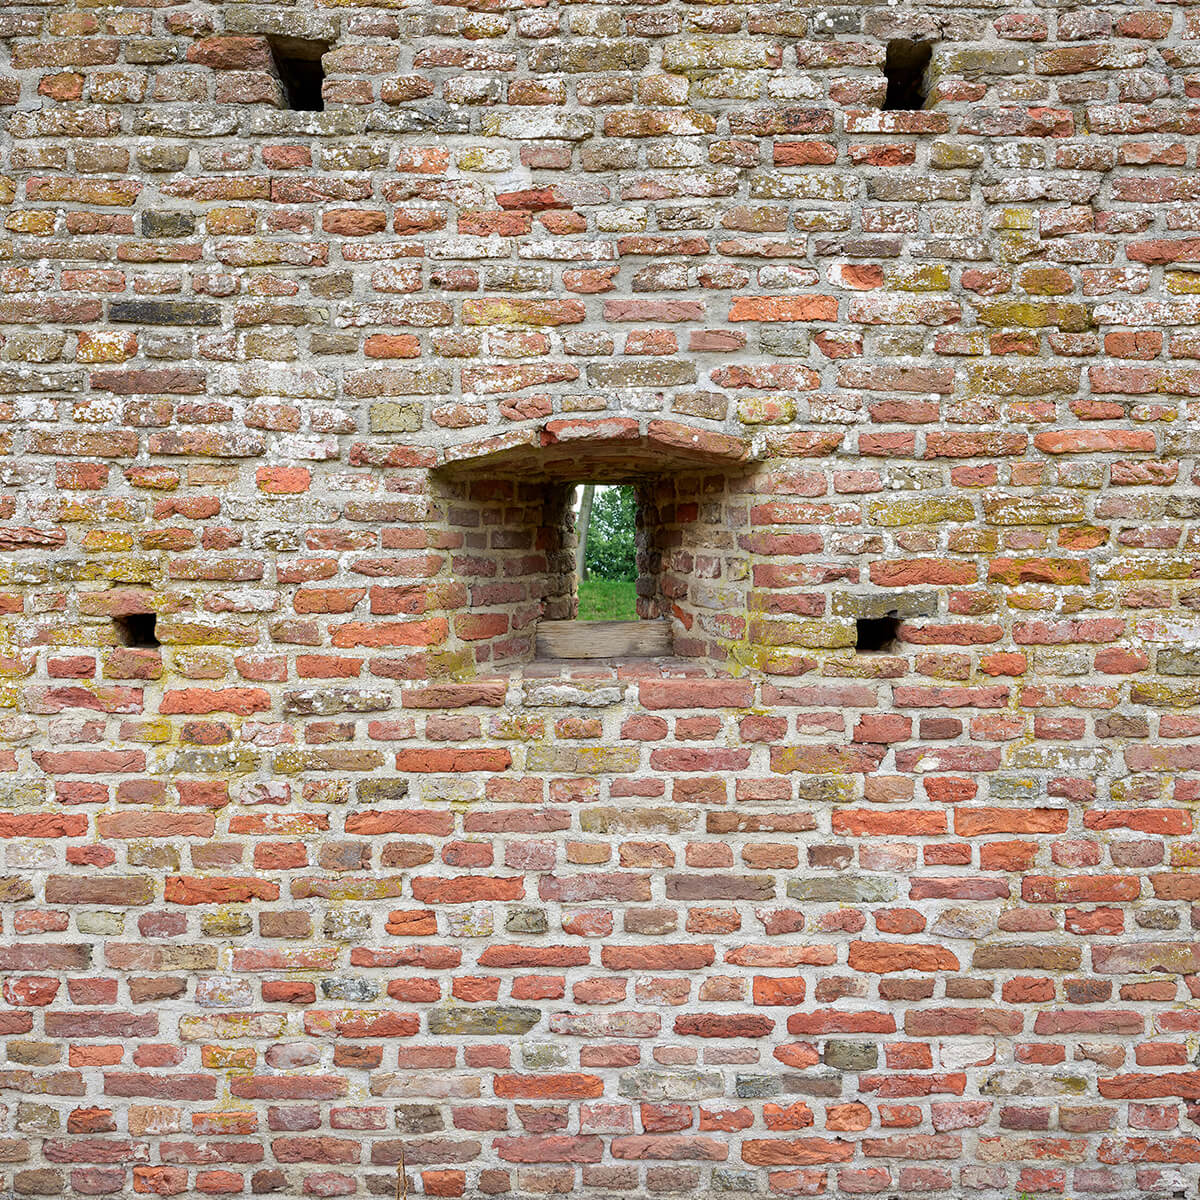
1,7,1196,1191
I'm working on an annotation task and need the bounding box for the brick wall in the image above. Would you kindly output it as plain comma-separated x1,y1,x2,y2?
1,1,1199,1196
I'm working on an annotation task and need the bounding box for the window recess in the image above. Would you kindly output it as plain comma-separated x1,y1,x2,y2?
434,419,755,668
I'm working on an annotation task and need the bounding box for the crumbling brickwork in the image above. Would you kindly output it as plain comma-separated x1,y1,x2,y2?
2,1,1200,1197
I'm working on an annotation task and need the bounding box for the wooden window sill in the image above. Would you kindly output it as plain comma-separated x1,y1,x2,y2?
536,618,671,661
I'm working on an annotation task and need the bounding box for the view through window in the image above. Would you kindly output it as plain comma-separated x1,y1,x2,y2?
574,484,637,622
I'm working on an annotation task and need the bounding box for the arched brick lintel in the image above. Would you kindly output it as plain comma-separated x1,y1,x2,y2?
436,418,756,482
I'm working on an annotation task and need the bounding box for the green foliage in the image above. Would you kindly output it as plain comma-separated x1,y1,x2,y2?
584,485,637,581
577,578,637,621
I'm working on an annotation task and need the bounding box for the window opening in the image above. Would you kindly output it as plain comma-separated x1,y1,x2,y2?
882,39,933,111
576,484,637,622
113,612,159,649
855,614,900,653
268,37,328,111
535,481,669,660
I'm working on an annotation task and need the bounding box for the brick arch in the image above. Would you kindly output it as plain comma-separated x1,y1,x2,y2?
436,417,756,483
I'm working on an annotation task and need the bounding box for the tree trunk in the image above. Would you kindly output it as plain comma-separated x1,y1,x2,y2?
575,484,595,581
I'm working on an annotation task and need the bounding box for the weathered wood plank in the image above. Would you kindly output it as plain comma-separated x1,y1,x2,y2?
537,619,671,660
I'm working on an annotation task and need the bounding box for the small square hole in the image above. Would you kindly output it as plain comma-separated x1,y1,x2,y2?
856,615,900,653
268,37,328,112
883,39,933,111
114,612,159,649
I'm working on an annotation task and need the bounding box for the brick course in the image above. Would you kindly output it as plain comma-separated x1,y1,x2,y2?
1,1,1199,1196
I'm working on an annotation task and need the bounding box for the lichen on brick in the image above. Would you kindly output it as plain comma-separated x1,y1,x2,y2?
2,0,1198,1195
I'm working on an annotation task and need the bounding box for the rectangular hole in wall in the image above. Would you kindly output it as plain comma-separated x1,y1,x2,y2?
883,39,933,110
268,36,329,111
855,614,900,653
113,612,159,649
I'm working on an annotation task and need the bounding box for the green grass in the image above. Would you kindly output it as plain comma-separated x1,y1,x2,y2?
577,578,637,621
